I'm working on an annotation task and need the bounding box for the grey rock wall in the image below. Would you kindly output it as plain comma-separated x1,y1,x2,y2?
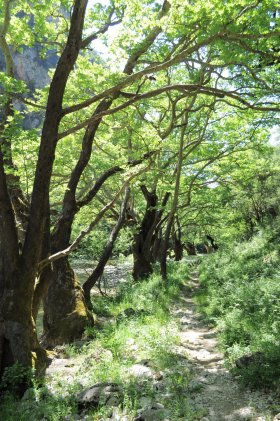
0,43,58,129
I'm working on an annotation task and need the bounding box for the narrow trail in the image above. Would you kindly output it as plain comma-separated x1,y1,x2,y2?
172,272,275,421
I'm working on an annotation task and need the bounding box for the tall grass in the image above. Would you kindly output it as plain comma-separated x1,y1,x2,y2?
0,261,204,420
197,232,280,389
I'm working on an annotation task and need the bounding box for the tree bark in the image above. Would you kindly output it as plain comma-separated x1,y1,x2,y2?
185,242,197,256
0,0,88,387
173,216,184,261
0,151,46,394
132,188,170,280
83,187,130,308
41,257,92,347
174,235,184,261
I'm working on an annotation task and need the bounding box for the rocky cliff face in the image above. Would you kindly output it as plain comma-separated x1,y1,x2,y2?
12,45,58,90
0,43,58,129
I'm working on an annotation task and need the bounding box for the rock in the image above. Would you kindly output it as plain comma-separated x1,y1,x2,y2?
73,338,92,348
188,379,204,392
128,364,154,378
124,308,137,316
154,371,164,381
153,381,165,392
109,408,130,420
52,346,69,359
137,359,153,367
274,414,280,420
21,388,35,400
136,402,169,421
235,352,264,369
117,308,149,322
139,396,153,408
76,382,123,409
106,395,122,407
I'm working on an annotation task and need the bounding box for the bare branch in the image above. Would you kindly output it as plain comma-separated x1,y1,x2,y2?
81,7,122,48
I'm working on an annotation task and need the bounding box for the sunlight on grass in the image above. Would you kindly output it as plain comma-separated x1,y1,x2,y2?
0,261,205,420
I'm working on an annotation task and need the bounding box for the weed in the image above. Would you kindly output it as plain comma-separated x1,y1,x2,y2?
197,233,280,390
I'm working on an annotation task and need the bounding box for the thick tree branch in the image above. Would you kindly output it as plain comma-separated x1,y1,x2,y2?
38,163,151,271
58,84,279,139
76,150,156,208
61,28,279,117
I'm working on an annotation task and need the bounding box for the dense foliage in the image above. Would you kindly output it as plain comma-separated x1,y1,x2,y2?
198,214,280,389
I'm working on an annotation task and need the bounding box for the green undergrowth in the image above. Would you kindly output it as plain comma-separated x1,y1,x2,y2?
0,261,205,420
196,232,280,390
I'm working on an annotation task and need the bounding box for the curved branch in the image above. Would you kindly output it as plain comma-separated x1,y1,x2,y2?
58,84,279,139
38,163,151,271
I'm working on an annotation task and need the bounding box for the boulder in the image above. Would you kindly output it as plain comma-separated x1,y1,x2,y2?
135,402,170,421
235,352,265,369
128,364,154,379
76,382,123,409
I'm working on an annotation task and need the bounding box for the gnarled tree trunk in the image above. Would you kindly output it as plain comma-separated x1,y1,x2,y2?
132,187,170,280
0,0,88,388
42,257,92,347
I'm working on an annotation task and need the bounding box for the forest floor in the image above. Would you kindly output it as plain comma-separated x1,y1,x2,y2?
43,268,279,420
171,272,277,421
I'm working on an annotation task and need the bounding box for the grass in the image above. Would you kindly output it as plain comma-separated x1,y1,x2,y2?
196,232,280,390
0,260,205,420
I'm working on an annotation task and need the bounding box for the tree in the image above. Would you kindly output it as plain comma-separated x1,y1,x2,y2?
0,0,279,388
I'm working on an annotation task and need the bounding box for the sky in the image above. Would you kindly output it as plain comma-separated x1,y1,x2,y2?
269,126,280,146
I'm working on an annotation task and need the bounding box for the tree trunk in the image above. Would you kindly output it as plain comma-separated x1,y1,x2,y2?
185,242,197,256
173,216,184,261
0,273,46,396
83,187,130,308
32,209,52,322
160,217,173,280
151,228,163,263
160,107,190,280
0,153,46,394
41,257,92,347
0,0,88,386
132,188,170,280
174,236,184,261
132,186,158,281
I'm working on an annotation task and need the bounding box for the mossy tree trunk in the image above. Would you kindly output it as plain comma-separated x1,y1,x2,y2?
42,257,93,347
0,0,88,389
0,152,46,392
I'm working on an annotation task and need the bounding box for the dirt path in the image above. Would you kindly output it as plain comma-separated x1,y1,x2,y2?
171,273,276,421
